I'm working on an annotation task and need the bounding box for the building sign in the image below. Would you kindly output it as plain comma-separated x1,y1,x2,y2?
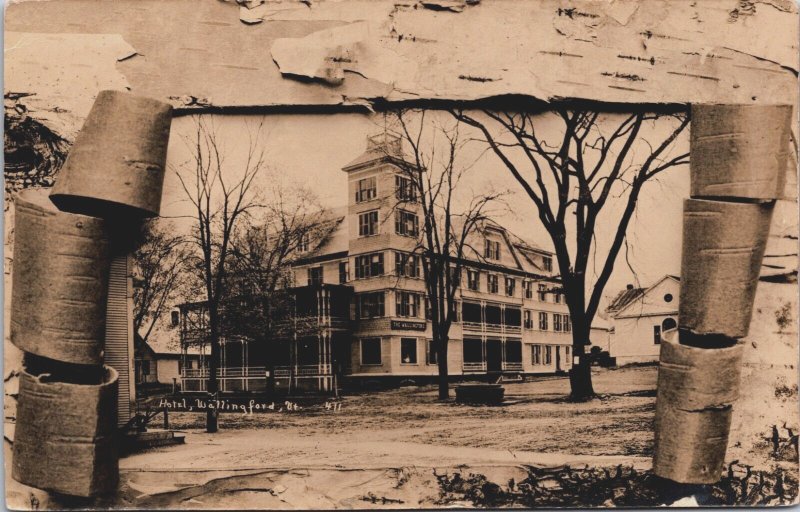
391,320,427,331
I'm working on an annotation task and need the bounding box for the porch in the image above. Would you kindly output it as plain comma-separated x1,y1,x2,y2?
462,337,523,374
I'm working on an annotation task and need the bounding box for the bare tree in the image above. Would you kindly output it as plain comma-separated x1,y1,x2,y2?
223,185,336,394
453,108,689,400
132,219,191,345
383,110,505,400
175,117,266,432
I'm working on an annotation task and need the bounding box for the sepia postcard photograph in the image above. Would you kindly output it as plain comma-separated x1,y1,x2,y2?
2,0,799,509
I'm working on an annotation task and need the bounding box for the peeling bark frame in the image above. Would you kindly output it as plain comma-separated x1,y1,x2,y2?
3,0,799,508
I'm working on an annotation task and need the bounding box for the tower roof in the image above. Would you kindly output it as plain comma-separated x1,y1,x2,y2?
341,133,419,173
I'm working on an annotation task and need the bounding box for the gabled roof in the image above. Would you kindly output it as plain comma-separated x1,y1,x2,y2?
295,206,348,262
607,286,646,315
607,274,680,318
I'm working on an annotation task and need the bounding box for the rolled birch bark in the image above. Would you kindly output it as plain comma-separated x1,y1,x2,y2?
49,90,173,218
679,198,773,338
653,333,744,483
11,190,111,365
12,366,119,497
690,104,792,200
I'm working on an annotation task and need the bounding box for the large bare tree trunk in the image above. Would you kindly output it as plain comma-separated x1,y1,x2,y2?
436,331,449,400
568,318,594,401
206,312,220,433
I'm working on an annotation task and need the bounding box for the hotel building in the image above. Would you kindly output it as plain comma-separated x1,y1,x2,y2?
180,135,573,393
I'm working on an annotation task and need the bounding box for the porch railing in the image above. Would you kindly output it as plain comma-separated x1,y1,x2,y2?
273,364,332,378
463,361,487,372
502,361,523,372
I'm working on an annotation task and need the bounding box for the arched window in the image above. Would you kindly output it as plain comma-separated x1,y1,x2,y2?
662,317,677,332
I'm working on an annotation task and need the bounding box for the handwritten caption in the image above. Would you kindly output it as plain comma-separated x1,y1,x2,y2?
157,398,343,415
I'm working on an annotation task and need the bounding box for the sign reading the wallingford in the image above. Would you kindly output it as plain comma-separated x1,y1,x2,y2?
390,320,427,331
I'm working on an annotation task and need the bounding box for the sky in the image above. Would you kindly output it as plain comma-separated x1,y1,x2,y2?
160,111,690,312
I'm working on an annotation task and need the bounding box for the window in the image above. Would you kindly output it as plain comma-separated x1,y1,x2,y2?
467,269,480,291
395,252,421,278
524,310,533,329
543,256,553,272
504,307,521,327
539,312,549,331
356,176,377,203
339,261,349,284
484,239,501,260
395,210,419,237
487,274,499,294
424,297,431,320
531,345,542,365
554,313,563,332
505,277,515,297
566,346,571,359
396,291,421,318
654,325,662,344
451,300,461,322
485,304,502,326
141,360,151,375
358,292,385,318
401,338,417,364
462,302,482,324
538,284,548,301
449,266,461,287
463,338,483,363
664,293,674,303
505,339,522,364
523,280,533,299
426,340,438,365
564,314,572,333
662,317,677,332
554,292,562,304
355,252,384,279
545,345,552,365
308,266,323,286
395,175,417,202
360,338,382,365
298,232,311,253
358,210,379,236
171,310,180,327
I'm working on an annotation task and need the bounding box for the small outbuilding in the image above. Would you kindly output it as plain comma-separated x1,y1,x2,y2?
604,275,679,364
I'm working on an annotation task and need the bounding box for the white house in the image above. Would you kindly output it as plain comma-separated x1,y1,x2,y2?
604,275,679,364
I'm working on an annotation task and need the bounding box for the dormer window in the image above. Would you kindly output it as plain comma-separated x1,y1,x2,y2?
356,176,377,203
484,239,500,260
297,232,311,253
542,256,553,272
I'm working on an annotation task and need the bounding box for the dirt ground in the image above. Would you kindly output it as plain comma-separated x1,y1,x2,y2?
159,366,657,464
6,361,797,509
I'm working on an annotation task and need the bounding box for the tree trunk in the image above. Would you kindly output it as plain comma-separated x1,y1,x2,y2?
206,314,220,433
568,319,595,401
436,332,450,400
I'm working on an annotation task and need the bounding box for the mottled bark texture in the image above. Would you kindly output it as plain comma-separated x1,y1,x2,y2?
50,90,173,218
11,190,111,365
12,366,119,497
653,104,791,485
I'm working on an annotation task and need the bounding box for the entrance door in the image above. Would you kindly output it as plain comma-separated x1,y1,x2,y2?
486,339,502,373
